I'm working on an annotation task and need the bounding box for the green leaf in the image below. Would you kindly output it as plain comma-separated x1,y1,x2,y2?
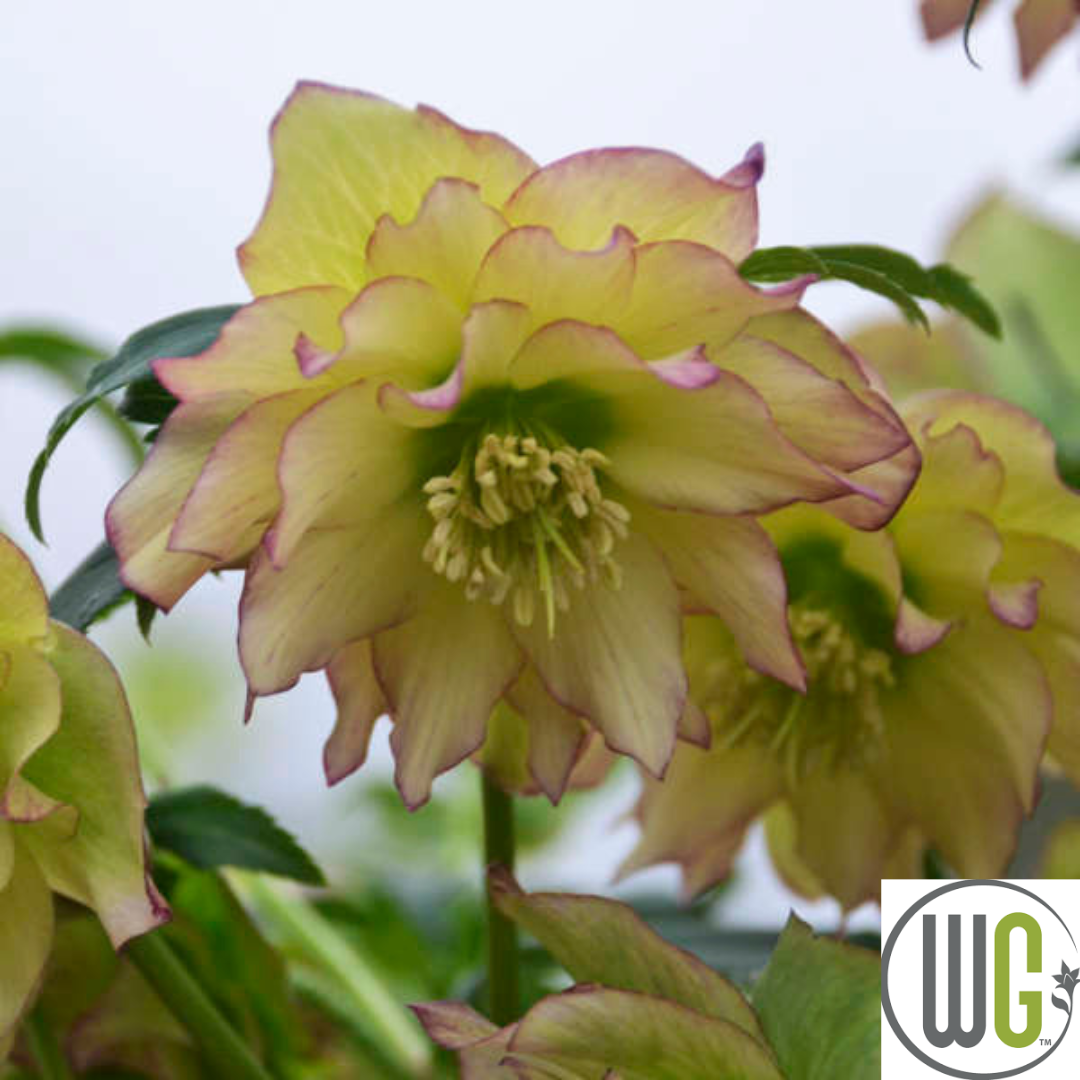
146,786,325,886
752,915,880,1080
737,246,828,283
823,259,930,331
25,304,240,542
0,326,105,376
926,263,1002,338
49,541,130,633
119,376,180,426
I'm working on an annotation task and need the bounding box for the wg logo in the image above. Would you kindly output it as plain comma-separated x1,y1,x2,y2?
882,880,1079,1079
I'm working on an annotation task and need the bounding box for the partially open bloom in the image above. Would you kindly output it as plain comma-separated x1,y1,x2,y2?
920,0,1078,79
623,393,1080,908
108,82,915,807
0,533,165,1054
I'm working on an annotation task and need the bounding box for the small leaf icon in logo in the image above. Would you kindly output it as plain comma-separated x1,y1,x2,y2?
1052,958,1077,1017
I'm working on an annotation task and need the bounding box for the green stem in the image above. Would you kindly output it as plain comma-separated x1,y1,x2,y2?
126,931,274,1080
482,772,519,1026
23,1009,73,1080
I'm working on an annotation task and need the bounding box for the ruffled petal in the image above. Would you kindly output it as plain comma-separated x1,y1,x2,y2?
19,624,167,947
156,288,348,400
168,389,324,562
619,744,782,898
509,320,852,515
239,506,428,696
473,224,635,331
504,144,763,262
0,839,54,1042
324,639,386,786
0,536,49,643
882,619,1051,878
366,178,509,310
106,394,247,609
514,534,685,777
268,382,420,566
635,504,804,689
374,585,524,809
611,241,806,360
239,83,535,295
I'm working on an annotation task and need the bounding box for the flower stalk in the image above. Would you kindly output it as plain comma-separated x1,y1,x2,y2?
482,773,519,1025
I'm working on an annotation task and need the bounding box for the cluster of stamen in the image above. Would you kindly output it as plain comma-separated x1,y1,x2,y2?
422,432,631,633
710,607,895,781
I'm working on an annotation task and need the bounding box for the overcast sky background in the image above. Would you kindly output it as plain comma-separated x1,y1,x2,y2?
0,1,1077,928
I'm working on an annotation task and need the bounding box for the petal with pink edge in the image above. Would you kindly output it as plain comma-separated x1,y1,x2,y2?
505,144,763,262
0,536,49,643
920,0,987,39
107,394,249,610
156,288,348,401
239,83,535,295
635,503,804,689
169,389,324,562
367,179,509,310
374,583,523,809
239,505,429,696
269,382,421,566
510,321,852,515
473,225,635,332
1015,0,1076,78
20,624,167,947
324,639,385,786
514,534,685,778
614,241,805,360
883,619,1050,878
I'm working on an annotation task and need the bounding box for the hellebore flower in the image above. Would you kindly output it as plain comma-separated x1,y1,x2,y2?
623,393,1080,909
0,533,166,1055
920,0,1078,79
415,869,881,1079
107,82,915,808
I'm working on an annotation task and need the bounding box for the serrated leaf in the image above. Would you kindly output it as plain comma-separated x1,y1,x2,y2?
752,916,880,1080
823,259,931,330
25,304,240,542
146,786,324,886
811,244,933,295
737,246,828,283
49,540,131,633
926,263,1002,337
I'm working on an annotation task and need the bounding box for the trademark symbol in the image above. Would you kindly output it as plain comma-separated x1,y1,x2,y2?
1040,1037,1053,1046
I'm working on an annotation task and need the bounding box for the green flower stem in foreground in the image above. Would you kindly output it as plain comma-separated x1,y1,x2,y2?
235,873,432,1077
23,1008,74,1080
126,931,274,1080
482,773,520,1026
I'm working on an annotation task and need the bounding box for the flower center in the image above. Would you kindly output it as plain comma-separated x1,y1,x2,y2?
421,431,631,633
706,606,895,780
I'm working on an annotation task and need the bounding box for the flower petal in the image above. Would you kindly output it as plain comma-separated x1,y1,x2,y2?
0,536,49,643
19,624,167,947
635,504,804,689
883,619,1050,877
168,389,324,562
367,178,509,310
106,394,248,609
613,241,805,360
156,288,348,400
268,382,421,567
514,534,685,777
374,584,524,809
239,506,428,696
1015,0,1077,78
239,82,535,295
0,648,61,812
510,320,852,515
505,144,763,262
0,839,54,1042
324,639,386,786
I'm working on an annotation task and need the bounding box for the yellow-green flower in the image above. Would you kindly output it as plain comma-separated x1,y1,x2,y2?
921,0,1078,79
0,533,165,1055
623,393,1080,908
107,82,915,808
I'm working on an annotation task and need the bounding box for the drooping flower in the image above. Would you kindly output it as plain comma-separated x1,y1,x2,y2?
0,533,166,1056
623,392,1080,908
108,82,916,808
415,869,880,1079
920,0,1079,79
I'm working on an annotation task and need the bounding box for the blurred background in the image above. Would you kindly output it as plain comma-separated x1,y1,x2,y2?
1,0,1078,952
